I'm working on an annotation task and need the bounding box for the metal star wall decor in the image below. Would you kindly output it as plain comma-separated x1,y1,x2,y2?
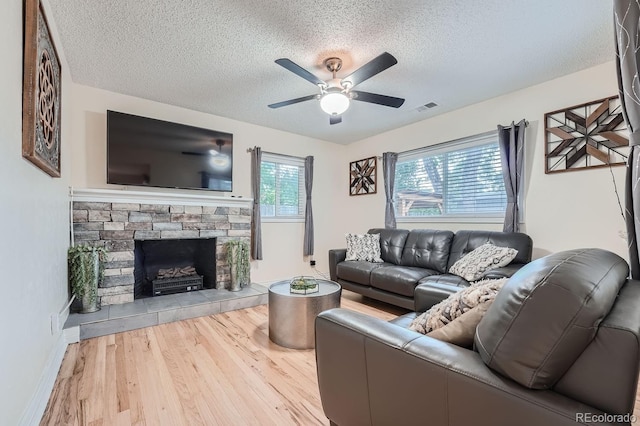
545,96,629,174
349,156,377,196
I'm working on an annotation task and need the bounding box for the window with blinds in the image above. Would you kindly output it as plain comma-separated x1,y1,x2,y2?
260,153,305,220
395,132,508,219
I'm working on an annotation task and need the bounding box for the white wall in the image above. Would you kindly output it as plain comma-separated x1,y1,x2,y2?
68,61,628,280
0,0,71,424
337,61,627,260
68,84,346,282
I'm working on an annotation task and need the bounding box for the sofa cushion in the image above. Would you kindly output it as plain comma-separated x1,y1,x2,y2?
368,228,409,265
447,230,532,269
345,233,383,262
370,266,438,297
336,261,390,286
475,248,629,390
400,230,454,273
449,243,518,282
410,278,507,343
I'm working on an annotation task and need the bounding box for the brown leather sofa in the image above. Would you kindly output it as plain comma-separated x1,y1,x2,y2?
316,248,639,426
329,228,532,310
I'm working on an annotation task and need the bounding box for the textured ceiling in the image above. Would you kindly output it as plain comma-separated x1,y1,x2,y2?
48,0,614,144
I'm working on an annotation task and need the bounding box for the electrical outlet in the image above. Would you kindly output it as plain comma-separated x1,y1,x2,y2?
310,260,316,267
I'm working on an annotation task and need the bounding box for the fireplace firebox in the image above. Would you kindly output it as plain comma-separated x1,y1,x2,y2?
134,238,217,298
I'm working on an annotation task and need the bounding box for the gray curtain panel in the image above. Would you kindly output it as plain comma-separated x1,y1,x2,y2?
250,146,263,260
497,119,526,233
615,0,640,279
383,152,398,229
303,156,314,256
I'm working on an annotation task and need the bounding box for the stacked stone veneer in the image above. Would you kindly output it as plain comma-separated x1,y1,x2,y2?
72,202,251,305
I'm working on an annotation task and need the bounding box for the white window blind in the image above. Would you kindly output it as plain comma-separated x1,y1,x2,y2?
260,153,305,220
395,132,507,219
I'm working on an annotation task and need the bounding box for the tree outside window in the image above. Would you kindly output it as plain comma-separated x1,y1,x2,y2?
394,134,508,219
260,155,305,219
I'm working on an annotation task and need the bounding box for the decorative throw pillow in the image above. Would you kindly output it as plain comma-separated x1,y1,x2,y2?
345,233,383,263
449,243,518,282
426,303,491,347
409,278,508,346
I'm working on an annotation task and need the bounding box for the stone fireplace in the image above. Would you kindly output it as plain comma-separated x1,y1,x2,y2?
71,188,252,305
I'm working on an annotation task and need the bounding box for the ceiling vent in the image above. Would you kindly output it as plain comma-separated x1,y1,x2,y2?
416,102,438,112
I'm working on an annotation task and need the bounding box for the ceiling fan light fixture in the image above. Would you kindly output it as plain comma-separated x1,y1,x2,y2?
320,91,350,115
210,155,230,169
270,52,403,123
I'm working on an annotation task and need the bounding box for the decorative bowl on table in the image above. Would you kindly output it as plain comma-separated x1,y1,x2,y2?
290,276,319,294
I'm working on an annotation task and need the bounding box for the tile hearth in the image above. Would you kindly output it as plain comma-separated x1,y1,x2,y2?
64,284,268,341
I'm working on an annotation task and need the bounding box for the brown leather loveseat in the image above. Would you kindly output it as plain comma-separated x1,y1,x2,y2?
316,248,640,426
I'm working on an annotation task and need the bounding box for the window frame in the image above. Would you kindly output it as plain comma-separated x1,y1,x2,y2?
259,152,306,223
395,130,524,224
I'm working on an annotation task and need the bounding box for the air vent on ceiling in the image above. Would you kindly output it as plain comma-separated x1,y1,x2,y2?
416,102,438,112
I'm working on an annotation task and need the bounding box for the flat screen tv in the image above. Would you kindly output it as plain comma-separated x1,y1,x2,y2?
107,110,233,191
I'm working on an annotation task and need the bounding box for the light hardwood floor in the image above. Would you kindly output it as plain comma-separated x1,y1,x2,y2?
41,291,406,425
41,291,640,425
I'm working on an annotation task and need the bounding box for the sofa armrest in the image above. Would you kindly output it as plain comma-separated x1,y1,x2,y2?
328,249,347,281
414,283,456,312
316,308,609,426
414,276,470,312
413,264,528,312
315,308,424,426
480,263,526,280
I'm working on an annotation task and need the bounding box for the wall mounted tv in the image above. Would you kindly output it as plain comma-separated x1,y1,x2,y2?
107,110,233,191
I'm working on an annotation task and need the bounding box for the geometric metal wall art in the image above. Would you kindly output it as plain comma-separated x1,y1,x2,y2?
22,0,62,177
544,96,629,174
349,156,377,196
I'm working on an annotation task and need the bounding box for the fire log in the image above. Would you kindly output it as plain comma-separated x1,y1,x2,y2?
156,266,196,280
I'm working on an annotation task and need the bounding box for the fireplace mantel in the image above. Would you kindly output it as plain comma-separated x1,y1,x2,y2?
71,188,253,208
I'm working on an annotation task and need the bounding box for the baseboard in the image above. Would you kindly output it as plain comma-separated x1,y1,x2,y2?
18,332,68,426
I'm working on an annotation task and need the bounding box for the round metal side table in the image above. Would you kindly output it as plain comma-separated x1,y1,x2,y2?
268,279,341,349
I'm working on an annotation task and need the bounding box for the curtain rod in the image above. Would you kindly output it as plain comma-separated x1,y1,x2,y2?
501,119,529,129
249,120,528,161
393,129,497,157
390,120,528,158
246,147,305,161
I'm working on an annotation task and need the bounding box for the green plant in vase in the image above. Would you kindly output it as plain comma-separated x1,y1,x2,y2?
224,239,250,291
68,244,107,313
290,276,319,294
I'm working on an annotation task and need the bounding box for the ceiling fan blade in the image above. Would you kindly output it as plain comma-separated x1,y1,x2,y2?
330,115,342,125
182,151,206,156
275,58,325,87
351,90,405,108
268,94,317,109
341,52,398,88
